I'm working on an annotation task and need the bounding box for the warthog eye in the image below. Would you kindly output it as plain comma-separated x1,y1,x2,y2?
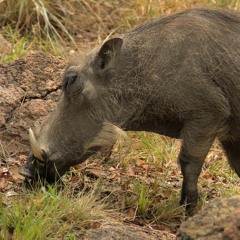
62,71,78,91
62,71,84,99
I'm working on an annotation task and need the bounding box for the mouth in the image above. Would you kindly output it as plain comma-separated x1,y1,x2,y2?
19,154,49,181
19,155,69,184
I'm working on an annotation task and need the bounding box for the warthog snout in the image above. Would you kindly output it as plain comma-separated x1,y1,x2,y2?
19,128,66,183
20,123,126,183
19,153,67,183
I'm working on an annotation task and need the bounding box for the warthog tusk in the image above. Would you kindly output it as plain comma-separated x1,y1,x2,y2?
29,128,44,162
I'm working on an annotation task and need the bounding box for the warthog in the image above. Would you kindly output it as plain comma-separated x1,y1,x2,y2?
20,8,240,214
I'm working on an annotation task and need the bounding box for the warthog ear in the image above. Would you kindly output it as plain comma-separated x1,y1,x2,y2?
95,37,123,71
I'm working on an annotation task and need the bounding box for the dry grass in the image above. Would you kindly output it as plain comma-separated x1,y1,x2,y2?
103,133,240,226
0,184,112,239
1,0,240,56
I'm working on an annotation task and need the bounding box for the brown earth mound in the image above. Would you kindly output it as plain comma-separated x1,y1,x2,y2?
0,53,65,156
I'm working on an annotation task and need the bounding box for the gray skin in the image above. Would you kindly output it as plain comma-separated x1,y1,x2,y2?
20,8,240,215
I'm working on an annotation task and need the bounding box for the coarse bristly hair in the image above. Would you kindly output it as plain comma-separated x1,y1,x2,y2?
84,122,127,153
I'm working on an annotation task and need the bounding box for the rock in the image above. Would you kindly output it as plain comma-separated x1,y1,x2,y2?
176,195,240,240
0,52,65,155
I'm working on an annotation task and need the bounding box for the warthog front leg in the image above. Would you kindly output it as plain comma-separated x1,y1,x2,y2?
178,121,217,215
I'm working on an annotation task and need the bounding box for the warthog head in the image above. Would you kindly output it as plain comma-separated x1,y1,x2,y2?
20,38,127,183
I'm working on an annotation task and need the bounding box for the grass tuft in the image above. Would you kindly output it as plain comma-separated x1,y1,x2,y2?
0,0,239,59
0,184,110,239
1,25,29,63
0,0,76,46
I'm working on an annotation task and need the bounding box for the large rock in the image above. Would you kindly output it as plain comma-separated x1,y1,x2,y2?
0,53,65,155
177,195,240,240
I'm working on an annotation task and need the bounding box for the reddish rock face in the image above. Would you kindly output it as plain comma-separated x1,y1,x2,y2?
0,53,65,155
177,196,240,240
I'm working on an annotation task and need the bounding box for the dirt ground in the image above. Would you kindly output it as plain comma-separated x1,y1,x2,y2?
0,52,177,239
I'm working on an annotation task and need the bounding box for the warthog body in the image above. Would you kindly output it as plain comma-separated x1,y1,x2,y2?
20,8,240,214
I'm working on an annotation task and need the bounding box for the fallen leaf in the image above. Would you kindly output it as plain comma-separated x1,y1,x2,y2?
152,224,172,232
135,159,145,167
18,155,27,162
126,166,135,175
108,167,115,171
127,209,136,218
88,222,101,229
6,157,18,164
9,165,25,180
6,190,18,197
106,173,116,180
2,167,9,173
202,173,213,180
160,189,173,198
141,164,149,171
0,176,7,190
121,180,130,191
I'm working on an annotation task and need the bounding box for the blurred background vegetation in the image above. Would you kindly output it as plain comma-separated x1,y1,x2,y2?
0,0,240,60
